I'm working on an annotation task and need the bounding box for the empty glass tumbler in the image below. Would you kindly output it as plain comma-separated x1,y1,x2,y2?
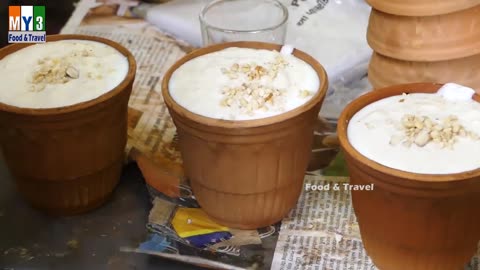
200,0,289,46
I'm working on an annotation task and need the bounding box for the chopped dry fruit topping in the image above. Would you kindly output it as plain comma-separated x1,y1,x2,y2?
28,48,99,92
219,83,285,115
65,66,79,79
220,54,288,81
389,114,478,149
299,90,312,98
219,54,309,115
221,62,269,81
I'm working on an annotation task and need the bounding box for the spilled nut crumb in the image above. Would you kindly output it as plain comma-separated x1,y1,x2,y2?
389,114,479,149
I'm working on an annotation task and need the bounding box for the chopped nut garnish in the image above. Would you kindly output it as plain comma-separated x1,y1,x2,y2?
28,46,103,92
274,55,288,68
241,64,251,73
81,49,94,57
65,66,79,79
389,135,404,146
391,114,479,149
230,63,239,72
30,57,73,91
414,130,430,147
299,90,312,98
218,53,294,115
223,62,270,81
219,83,285,114
365,122,375,129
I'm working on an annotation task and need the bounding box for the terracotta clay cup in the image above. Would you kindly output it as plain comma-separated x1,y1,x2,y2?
0,35,136,215
368,52,480,91
162,42,328,229
367,5,480,62
338,83,480,270
366,0,480,16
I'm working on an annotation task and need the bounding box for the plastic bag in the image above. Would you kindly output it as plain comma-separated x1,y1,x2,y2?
134,0,370,81
280,0,372,84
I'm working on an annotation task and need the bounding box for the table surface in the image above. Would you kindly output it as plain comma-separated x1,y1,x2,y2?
0,153,200,270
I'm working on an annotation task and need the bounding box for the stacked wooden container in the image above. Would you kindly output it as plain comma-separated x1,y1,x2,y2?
366,0,480,90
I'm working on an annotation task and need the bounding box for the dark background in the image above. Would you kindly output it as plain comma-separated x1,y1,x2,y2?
1,0,77,47
0,156,200,270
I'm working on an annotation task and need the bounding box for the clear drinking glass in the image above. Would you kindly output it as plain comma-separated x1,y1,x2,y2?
200,0,289,46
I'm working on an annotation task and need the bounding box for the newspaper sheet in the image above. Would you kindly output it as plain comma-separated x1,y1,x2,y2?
72,24,186,165
61,0,191,167
271,176,373,270
272,175,480,270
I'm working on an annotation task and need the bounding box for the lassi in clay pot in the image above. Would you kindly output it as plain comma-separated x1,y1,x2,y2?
338,83,480,270
348,84,480,174
162,42,328,229
168,47,320,120
0,35,136,215
0,39,128,108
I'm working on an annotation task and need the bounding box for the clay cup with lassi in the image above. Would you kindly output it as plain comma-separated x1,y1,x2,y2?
0,35,136,215
162,42,328,229
338,83,480,270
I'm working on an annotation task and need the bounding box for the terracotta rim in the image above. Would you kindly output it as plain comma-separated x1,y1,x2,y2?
365,0,480,16
338,82,480,182
161,41,328,129
368,52,480,91
367,6,480,62
0,34,137,116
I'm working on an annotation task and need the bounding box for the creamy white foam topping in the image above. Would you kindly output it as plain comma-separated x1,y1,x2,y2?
0,40,129,108
168,47,320,120
348,93,480,174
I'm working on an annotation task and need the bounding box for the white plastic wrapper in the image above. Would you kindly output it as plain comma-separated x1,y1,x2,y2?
283,0,372,85
132,0,209,47
134,0,371,81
